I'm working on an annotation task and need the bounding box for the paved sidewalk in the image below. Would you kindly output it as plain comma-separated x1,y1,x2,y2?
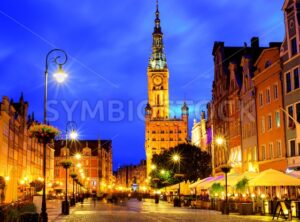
51,198,299,222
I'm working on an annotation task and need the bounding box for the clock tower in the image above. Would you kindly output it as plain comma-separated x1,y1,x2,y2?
145,0,189,176
147,0,169,119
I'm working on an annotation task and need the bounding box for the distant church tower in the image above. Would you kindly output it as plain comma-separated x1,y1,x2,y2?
145,0,189,176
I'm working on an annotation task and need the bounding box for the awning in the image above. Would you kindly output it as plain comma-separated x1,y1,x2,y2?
161,181,191,195
200,175,224,190
248,169,300,187
189,177,213,189
220,171,258,187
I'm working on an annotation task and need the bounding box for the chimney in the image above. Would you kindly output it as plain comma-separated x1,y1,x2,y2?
251,37,259,48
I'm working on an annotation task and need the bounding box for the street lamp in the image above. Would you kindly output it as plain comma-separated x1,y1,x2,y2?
41,49,68,222
63,121,78,215
215,136,231,215
75,153,81,160
160,169,166,175
172,154,183,207
151,164,157,170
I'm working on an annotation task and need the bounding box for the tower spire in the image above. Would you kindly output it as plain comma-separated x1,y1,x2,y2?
154,0,161,33
149,0,167,70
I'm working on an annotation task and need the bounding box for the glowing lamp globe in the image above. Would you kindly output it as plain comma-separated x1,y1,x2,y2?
53,65,68,83
216,137,224,146
172,154,180,162
69,130,78,140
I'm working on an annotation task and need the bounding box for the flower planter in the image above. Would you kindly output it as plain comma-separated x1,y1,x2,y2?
29,124,60,144
61,161,72,169
33,195,42,214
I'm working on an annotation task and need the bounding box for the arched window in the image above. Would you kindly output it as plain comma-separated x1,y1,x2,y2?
157,95,160,105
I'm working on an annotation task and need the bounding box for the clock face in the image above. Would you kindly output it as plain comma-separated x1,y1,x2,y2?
153,76,162,85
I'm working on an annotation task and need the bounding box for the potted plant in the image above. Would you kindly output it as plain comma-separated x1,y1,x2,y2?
28,124,60,144
235,178,252,215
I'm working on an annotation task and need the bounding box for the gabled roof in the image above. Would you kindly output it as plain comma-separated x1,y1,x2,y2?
54,139,112,157
282,0,294,10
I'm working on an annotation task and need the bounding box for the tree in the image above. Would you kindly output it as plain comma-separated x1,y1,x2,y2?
150,143,212,188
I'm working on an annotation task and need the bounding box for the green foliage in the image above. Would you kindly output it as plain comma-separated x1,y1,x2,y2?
5,203,36,222
235,177,249,193
6,206,19,222
150,143,212,188
210,183,224,197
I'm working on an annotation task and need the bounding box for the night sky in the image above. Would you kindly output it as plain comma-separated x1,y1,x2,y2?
0,0,284,169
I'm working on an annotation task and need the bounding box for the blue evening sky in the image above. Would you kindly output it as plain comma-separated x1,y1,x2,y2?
0,0,284,170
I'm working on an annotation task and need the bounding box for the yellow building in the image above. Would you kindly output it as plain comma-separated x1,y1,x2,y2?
145,1,188,176
0,95,54,203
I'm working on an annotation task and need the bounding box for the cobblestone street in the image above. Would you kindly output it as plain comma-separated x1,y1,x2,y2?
53,198,283,222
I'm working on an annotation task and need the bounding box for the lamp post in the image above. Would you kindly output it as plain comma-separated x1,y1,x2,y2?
216,136,231,215
41,49,68,222
172,154,183,207
71,153,81,205
63,121,78,215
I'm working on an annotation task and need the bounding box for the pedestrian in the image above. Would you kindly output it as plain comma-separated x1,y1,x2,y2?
80,193,84,206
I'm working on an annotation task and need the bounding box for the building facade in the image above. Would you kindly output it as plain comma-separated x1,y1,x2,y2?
0,95,54,203
145,2,188,176
253,45,287,172
191,111,208,152
115,160,147,190
54,140,113,194
211,38,281,174
281,0,300,171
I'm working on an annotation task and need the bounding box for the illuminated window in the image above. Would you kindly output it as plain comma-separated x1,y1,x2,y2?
275,111,280,127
